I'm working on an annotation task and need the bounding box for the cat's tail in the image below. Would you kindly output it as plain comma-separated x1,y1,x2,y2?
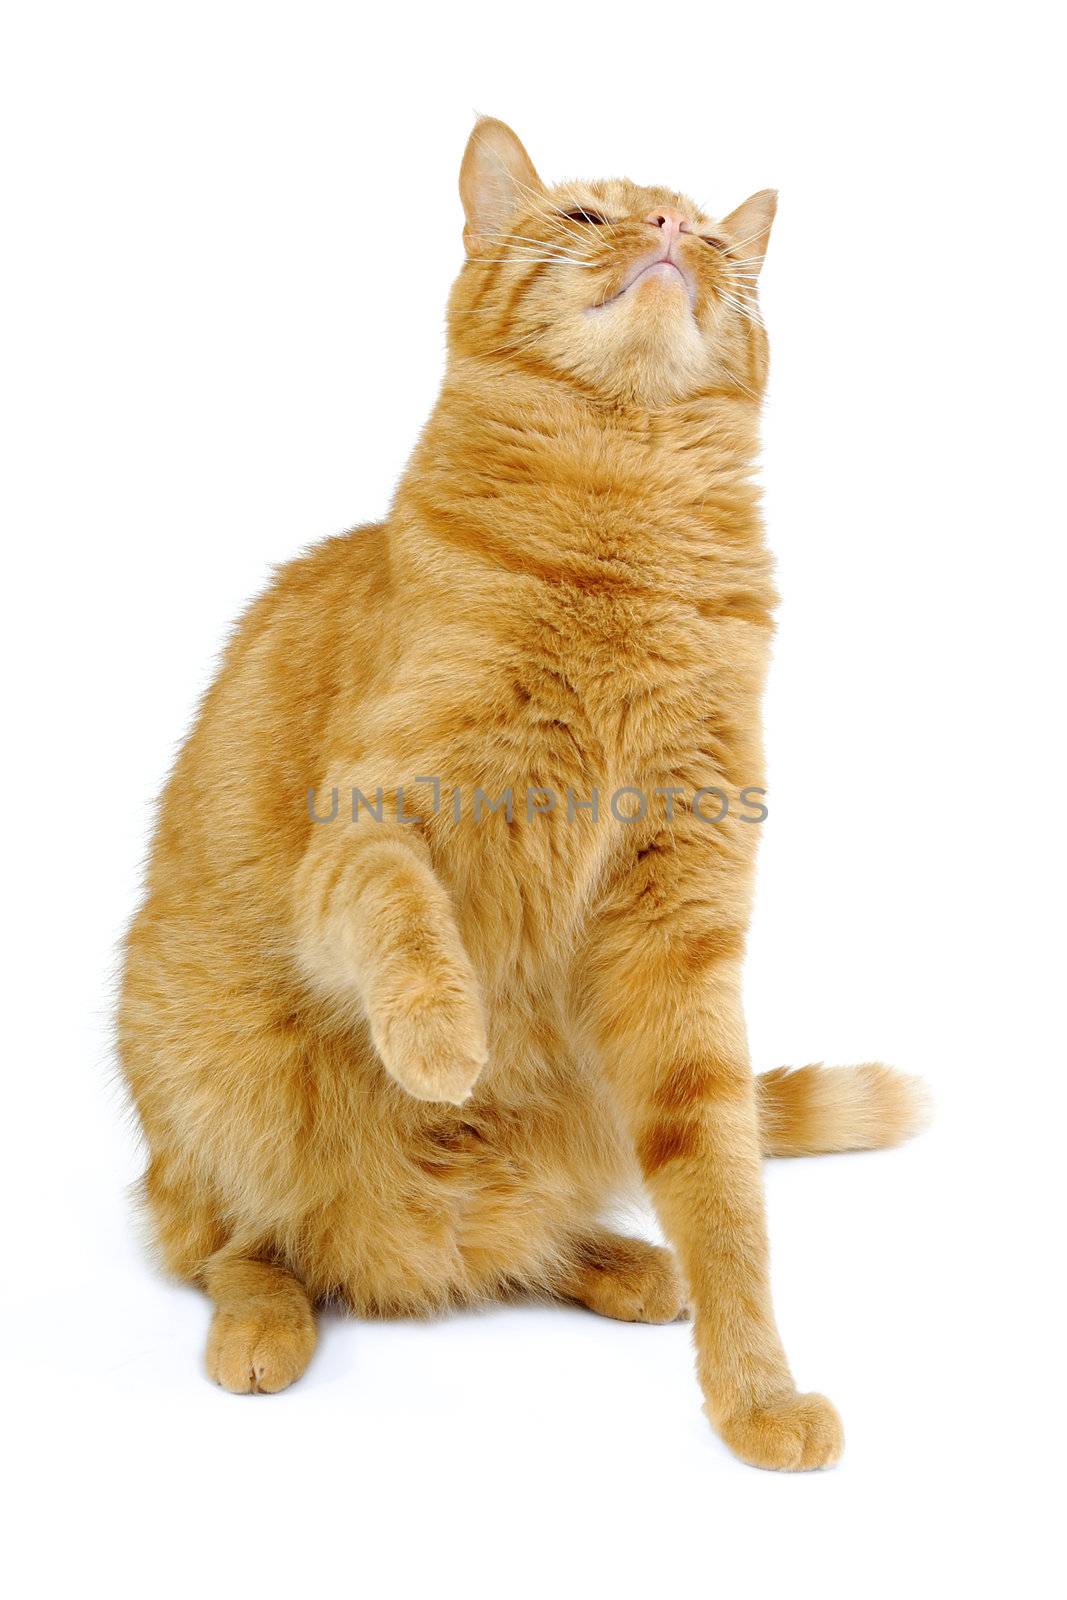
756,1064,930,1157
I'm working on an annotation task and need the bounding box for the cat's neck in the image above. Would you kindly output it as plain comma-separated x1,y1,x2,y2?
389,356,769,585
416,355,761,468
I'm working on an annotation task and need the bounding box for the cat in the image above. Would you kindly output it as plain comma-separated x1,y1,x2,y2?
118,117,927,1470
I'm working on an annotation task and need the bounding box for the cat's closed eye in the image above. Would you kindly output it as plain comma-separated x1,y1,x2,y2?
701,236,727,251
561,208,608,225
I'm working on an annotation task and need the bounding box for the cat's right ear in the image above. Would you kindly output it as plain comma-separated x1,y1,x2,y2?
460,118,544,257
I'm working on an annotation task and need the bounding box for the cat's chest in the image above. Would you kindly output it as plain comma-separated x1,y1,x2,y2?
424,578,771,984
507,580,770,785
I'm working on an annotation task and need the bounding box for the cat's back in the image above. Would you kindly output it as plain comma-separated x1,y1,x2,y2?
138,521,390,927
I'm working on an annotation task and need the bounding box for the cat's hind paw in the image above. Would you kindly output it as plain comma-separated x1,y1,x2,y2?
556,1232,688,1324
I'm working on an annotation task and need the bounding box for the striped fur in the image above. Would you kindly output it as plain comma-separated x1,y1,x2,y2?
758,1065,931,1157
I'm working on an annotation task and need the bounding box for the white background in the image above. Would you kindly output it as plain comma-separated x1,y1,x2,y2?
2,3,1063,1595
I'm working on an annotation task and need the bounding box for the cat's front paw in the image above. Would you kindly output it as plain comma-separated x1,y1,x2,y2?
206,1304,316,1395
374,983,488,1105
715,1391,843,1471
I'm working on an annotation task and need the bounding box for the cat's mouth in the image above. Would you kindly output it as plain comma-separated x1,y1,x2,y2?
589,250,696,314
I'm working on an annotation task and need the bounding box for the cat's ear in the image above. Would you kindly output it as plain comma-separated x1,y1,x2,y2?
460,118,544,257
719,190,778,275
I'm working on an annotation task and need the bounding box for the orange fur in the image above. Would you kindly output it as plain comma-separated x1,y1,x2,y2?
118,118,926,1469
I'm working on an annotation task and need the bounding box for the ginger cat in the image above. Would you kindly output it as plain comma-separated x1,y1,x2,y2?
119,118,927,1470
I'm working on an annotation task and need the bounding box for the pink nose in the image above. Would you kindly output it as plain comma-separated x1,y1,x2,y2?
644,207,692,237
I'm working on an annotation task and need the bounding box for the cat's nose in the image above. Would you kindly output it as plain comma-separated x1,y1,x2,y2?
645,207,692,240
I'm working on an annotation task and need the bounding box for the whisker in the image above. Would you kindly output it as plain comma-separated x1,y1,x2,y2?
722,365,761,401
725,228,771,252
484,230,591,255
471,250,594,268
717,286,766,329
476,231,595,264
465,256,599,268
465,241,596,266
724,282,762,302
728,310,766,332
723,273,763,298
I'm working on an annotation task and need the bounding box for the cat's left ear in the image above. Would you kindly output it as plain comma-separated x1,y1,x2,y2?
460,117,544,257
719,190,778,275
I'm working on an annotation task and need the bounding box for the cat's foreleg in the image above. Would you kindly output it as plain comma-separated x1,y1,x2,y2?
578,840,843,1470
294,792,486,1104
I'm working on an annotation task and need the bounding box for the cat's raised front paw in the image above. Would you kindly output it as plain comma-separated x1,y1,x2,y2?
716,1391,844,1471
375,986,488,1105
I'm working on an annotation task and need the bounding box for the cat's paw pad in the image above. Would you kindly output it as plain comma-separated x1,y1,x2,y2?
716,1391,843,1471
206,1306,316,1395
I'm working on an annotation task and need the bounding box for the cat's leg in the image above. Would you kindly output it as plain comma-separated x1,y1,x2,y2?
203,1250,316,1395
138,1149,313,1391
552,1228,687,1323
577,837,843,1471
142,1153,227,1280
294,782,486,1105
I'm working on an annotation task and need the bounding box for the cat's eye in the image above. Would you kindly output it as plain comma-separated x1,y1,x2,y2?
701,236,728,251
561,208,608,225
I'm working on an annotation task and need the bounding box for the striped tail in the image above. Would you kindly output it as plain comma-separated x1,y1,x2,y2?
757,1064,930,1157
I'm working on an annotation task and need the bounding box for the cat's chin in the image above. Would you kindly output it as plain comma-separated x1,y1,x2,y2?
546,334,712,409
590,257,696,316
633,261,693,299
583,307,709,406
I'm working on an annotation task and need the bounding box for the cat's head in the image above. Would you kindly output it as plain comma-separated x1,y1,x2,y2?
449,118,775,409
